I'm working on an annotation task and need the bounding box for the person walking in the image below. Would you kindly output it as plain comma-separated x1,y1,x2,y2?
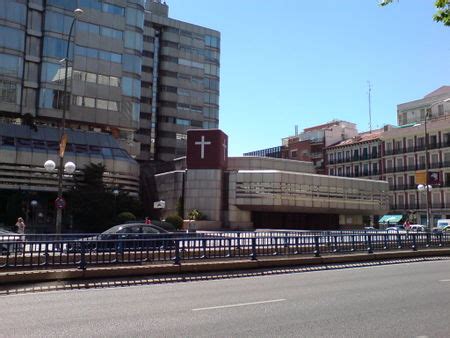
15,217,26,234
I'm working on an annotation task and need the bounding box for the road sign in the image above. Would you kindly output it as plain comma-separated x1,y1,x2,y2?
55,197,66,209
153,200,165,209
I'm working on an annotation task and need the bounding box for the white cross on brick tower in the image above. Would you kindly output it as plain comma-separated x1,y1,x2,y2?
195,135,211,159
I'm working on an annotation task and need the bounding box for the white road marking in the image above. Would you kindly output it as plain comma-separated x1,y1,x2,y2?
192,298,286,311
439,279,450,282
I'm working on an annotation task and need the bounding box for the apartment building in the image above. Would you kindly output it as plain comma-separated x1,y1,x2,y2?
281,120,358,173
325,129,383,180
397,86,450,126
382,117,450,225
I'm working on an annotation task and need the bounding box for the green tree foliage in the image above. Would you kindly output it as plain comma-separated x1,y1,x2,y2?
165,214,184,230
380,0,450,26
67,163,143,233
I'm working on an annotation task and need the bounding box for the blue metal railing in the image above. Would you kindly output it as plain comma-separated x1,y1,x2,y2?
1,231,449,270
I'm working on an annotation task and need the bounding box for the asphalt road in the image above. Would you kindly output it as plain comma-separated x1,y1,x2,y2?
2,260,450,338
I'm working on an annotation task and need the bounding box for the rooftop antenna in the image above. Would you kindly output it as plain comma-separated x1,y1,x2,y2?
367,81,372,133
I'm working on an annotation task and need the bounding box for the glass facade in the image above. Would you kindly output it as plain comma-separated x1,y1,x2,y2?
0,79,20,104
0,26,25,51
43,36,71,59
75,46,121,63
122,77,141,98
0,1,26,24
0,53,22,77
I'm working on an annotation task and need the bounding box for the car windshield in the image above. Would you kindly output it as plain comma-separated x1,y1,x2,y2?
102,225,124,234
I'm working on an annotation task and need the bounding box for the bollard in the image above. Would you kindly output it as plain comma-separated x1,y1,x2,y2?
173,240,181,265
250,237,257,260
367,234,373,254
314,236,320,257
79,241,87,270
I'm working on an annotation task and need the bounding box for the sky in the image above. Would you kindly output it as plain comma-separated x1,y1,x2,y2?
168,0,450,156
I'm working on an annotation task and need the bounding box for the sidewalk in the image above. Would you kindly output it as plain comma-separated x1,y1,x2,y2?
1,248,450,285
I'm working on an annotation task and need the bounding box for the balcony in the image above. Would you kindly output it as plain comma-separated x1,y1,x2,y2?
430,162,442,169
385,167,395,173
405,164,416,171
353,155,360,161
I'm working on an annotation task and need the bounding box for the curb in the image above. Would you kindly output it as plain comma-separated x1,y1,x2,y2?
1,249,450,285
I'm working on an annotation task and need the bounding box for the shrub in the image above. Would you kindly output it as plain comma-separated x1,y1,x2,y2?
117,211,136,223
165,214,183,230
188,209,207,221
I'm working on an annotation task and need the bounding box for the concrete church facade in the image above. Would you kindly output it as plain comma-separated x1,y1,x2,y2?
154,129,389,230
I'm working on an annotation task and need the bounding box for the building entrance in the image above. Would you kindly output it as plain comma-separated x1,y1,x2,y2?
251,211,339,230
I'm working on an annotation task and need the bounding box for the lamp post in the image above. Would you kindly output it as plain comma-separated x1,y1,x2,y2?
30,200,38,229
44,160,76,233
113,189,119,220
51,8,83,234
420,98,450,231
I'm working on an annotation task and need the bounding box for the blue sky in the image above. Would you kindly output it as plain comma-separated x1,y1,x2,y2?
169,0,450,156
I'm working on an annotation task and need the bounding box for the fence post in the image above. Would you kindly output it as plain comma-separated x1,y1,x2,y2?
284,232,289,248
351,235,356,252
411,233,417,251
250,237,257,261
367,234,373,254
173,240,181,265
79,241,87,270
226,238,232,258
314,236,320,257
333,236,338,253
397,233,402,249
294,236,299,255
236,232,241,250
200,239,207,259
426,233,431,248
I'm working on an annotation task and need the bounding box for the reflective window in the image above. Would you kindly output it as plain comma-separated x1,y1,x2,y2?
78,21,100,35
39,88,67,109
75,46,121,63
126,7,144,29
102,3,124,15
178,58,203,69
0,80,19,104
0,2,26,24
47,0,77,10
132,103,140,122
78,21,123,40
122,77,141,98
123,54,141,74
41,62,65,83
45,11,72,34
43,37,71,59
72,95,119,111
0,53,22,77
124,31,143,51
0,26,25,51
205,35,220,49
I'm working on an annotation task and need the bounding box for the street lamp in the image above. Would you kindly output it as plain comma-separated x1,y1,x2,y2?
421,97,450,231
44,160,77,233
30,200,38,228
51,8,83,234
113,189,119,219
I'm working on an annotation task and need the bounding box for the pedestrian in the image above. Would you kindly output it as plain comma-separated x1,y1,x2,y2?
15,217,26,234
404,219,411,230
145,217,151,225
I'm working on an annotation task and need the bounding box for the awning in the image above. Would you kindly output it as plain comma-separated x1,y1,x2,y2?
379,214,404,224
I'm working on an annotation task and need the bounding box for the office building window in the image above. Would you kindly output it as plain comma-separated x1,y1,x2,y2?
0,53,22,77
0,2,26,24
126,7,144,29
122,77,141,98
0,26,25,51
43,36,70,59
123,54,141,74
0,80,19,104
45,11,73,34
124,31,143,51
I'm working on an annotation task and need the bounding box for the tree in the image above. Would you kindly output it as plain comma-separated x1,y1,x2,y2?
67,163,143,232
380,0,450,26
